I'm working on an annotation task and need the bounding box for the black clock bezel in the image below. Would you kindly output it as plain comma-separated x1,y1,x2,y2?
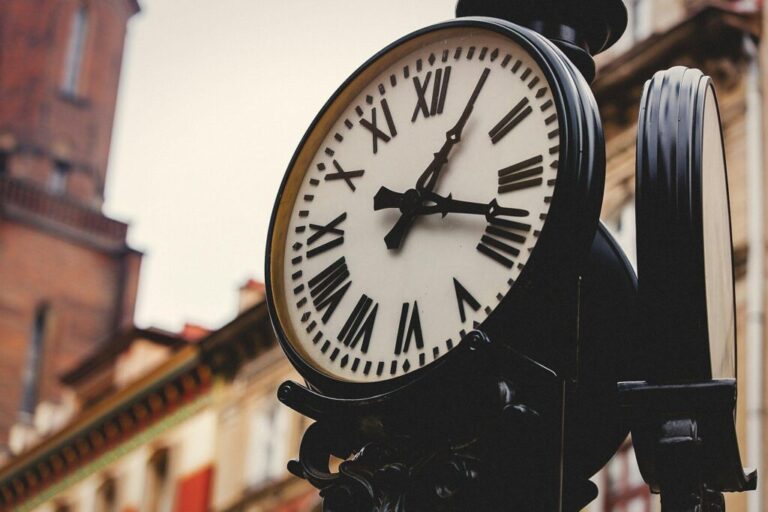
265,17,605,399
635,66,737,383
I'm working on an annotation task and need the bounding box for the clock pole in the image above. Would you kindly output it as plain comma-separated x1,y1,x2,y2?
455,0,628,82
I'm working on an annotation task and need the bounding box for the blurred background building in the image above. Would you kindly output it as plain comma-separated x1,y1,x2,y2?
0,1,765,511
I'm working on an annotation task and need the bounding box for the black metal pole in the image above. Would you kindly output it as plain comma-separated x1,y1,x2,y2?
455,0,627,82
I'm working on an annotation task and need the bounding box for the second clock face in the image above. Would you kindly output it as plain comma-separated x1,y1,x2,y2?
701,87,736,379
271,28,561,382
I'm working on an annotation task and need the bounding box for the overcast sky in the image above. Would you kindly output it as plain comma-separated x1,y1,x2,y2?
105,1,456,331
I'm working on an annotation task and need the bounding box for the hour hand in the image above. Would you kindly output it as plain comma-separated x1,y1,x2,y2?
373,186,405,211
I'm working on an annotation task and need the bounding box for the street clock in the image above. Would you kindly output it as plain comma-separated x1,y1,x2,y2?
636,66,737,383
265,18,605,397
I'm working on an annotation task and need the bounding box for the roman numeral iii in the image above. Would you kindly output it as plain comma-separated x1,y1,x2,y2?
308,257,351,323
359,99,397,154
412,66,451,121
394,301,424,355
337,294,378,353
476,218,531,268
307,212,346,258
488,97,533,144
498,155,543,194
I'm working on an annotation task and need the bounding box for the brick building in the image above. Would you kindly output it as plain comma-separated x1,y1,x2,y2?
0,0,142,447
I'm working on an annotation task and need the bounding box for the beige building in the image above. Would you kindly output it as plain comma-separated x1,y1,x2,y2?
0,284,319,512
591,1,765,511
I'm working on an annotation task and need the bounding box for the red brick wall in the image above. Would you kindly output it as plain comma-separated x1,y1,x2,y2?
0,221,138,437
0,0,137,204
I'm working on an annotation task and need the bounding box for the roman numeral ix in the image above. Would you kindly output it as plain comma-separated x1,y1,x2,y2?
489,97,533,144
337,294,378,353
476,217,531,269
308,257,351,323
453,278,481,323
412,66,451,121
307,212,346,259
394,301,424,355
498,155,543,194
360,99,397,154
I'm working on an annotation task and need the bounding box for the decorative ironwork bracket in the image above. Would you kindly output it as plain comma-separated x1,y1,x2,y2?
278,331,596,512
619,380,757,512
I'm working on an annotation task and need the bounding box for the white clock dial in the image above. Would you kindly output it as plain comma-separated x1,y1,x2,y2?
272,29,560,382
701,87,736,379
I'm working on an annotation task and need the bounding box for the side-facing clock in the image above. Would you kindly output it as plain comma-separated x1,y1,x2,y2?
266,18,605,397
636,66,737,382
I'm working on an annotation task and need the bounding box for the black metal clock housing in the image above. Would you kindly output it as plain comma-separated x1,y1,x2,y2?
265,17,605,399
635,66,737,383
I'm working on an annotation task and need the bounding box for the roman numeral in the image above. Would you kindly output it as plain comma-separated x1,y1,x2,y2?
394,301,424,355
308,257,351,323
359,99,397,154
476,217,531,268
498,155,543,194
488,98,533,144
325,160,364,191
412,66,451,121
307,213,346,258
337,294,378,353
453,278,481,323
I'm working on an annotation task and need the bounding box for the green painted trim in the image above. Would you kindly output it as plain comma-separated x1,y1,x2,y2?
16,394,212,512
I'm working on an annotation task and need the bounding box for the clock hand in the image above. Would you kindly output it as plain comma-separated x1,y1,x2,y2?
375,188,528,219
375,187,423,249
378,68,492,251
415,67,491,193
419,192,530,219
376,188,529,248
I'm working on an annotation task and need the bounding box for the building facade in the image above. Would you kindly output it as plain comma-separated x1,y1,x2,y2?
0,0,142,447
0,287,320,512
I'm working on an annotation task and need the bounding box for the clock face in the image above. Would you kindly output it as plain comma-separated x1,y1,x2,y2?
269,27,561,383
701,87,736,379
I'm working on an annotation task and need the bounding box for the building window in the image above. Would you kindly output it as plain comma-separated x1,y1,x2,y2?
62,5,89,96
0,151,8,176
49,161,71,195
53,500,72,512
144,447,171,512
244,400,292,488
20,303,48,420
96,476,117,512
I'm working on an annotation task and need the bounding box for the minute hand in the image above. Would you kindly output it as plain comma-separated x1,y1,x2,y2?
415,67,491,192
420,193,529,219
